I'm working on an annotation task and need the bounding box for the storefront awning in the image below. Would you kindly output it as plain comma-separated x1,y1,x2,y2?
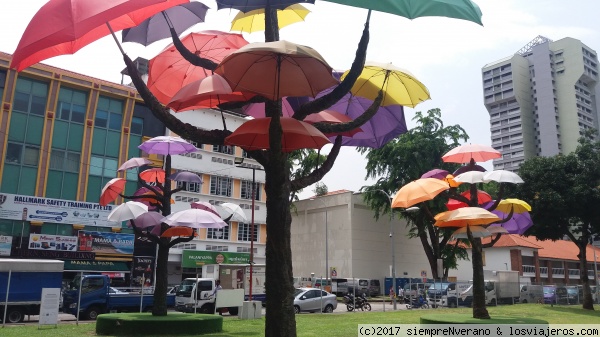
63,259,130,272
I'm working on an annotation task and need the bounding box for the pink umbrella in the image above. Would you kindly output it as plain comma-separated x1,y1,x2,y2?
138,136,198,155
442,144,501,164
242,97,296,118
130,210,164,229
420,169,450,180
140,168,166,184
169,171,203,184
167,74,256,112
162,209,228,229
191,201,220,217
118,157,152,171
303,110,363,137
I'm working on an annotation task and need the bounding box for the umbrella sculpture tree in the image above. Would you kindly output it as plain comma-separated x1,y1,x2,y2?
361,108,471,279
117,3,484,337
514,133,600,310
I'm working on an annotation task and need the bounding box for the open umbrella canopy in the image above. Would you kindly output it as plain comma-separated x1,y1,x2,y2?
216,0,315,12
161,226,196,237
140,167,166,184
454,170,485,184
442,143,501,164
231,4,310,33
224,117,331,152
444,174,461,188
108,201,148,221
391,178,449,208
169,171,203,184
147,30,248,104
167,74,256,112
191,201,220,217
421,169,450,180
461,190,492,204
453,164,486,176
489,211,533,235
341,61,430,108
100,178,126,206
215,40,338,100
139,136,198,155
451,225,493,239
163,209,228,228
242,96,297,118
219,202,248,222
483,170,524,184
494,199,532,214
434,207,500,228
11,0,187,71
303,110,363,137
122,1,209,46
130,211,164,228
321,0,483,25
117,157,153,171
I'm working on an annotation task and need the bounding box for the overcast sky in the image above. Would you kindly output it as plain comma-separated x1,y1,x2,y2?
2,1,600,199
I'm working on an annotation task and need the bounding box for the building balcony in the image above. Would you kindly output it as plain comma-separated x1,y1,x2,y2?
522,265,535,277
539,267,548,278
568,269,580,279
552,268,565,277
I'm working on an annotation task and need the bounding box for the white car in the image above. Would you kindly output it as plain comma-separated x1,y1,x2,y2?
293,288,337,314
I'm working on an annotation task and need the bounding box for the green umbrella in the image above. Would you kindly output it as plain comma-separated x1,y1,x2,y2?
321,0,483,25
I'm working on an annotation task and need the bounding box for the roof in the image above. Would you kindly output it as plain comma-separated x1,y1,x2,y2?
481,234,543,249
307,189,352,200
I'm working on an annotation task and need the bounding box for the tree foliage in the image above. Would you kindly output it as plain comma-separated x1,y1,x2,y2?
360,108,469,278
515,133,600,310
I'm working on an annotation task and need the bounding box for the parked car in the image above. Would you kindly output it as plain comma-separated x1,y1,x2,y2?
556,286,579,305
293,288,337,314
543,285,557,304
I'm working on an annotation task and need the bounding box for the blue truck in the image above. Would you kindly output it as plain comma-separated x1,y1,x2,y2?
62,274,175,320
0,259,64,323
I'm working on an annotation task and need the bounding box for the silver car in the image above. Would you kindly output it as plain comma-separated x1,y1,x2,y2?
293,288,337,314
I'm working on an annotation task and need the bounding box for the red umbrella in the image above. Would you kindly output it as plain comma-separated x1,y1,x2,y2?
11,0,187,71
303,110,363,137
140,168,166,184
224,117,331,152
442,143,501,164
167,74,255,112
461,190,492,204
99,178,126,206
147,30,249,104
161,226,197,237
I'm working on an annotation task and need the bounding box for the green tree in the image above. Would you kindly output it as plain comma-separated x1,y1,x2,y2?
360,108,469,279
515,134,600,310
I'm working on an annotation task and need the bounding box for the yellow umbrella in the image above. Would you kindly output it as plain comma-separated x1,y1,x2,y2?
341,61,431,108
230,4,310,33
495,199,531,214
434,207,500,228
391,178,449,208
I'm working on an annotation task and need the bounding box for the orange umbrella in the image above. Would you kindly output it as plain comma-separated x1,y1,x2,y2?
442,143,501,164
161,226,197,238
140,168,165,183
391,178,450,208
461,190,492,204
444,174,461,188
434,207,500,228
303,110,363,137
166,74,256,112
99,178,126,206
224,117,331,152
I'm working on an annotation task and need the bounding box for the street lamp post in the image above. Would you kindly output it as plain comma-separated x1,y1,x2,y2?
310,197,329,291
235,157,263,301
373,189,419,310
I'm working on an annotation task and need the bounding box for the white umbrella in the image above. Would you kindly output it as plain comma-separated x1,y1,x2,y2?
451,225,491,239
191,201,220,217
162,209,227,229
454,171,485,184
108,201,148,222
117,157,152,172
483,170,524,184
487,226,509,235
219,202,248,222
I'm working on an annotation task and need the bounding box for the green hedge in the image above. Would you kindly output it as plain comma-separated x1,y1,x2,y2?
96,313,223,336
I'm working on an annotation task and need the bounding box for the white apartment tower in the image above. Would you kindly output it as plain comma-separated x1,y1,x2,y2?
482,36,600,171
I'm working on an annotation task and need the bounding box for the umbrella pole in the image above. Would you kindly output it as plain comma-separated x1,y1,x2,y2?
161,11,174,29
106,22,126,55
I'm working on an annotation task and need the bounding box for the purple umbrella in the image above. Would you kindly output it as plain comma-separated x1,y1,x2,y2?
169,171,203,184
122,2,210,46
489,210,533,235
138,136,198,155
162,209,227,229
191,201,220,217
421,169,450,180
453,164,486,176
217,0,315,12
130,211,164,229
118,157,153,172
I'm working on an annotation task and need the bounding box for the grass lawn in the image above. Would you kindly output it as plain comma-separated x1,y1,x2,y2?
2,304,599,337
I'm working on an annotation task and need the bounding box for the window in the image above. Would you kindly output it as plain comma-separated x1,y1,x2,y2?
50,149,80,173
237,223,258,242
206,245,228,251
95,96,123,131
207,227,229,240
57,87,87,123
210,176,232,196
177,181,201,193
13,77,48,115
237,247,257,254
0,70,6,101
241,180,261,200
130,116,143,135
212,145,234,155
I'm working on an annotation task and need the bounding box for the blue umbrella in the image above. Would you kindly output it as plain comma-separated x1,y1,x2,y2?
216,0,314,12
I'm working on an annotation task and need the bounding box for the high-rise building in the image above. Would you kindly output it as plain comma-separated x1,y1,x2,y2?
482,36,600,171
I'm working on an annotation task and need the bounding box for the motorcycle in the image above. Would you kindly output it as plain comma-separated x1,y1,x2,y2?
344,293,372,311
406,294,430,309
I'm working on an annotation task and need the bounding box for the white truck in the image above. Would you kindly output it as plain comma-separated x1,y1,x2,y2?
483,270,520,305
175,264,265,315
